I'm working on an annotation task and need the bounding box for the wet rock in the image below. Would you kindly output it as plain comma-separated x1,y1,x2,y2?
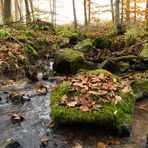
53,49,94,74
74,38,94,52
139,43,148,61
42,69,54,80
131,79,148,99
0,139,21,148
9,92,25,104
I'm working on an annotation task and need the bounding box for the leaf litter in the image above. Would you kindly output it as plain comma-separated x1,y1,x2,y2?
58,73,132,112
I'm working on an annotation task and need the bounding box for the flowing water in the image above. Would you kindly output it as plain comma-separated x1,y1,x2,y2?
0,79,147,148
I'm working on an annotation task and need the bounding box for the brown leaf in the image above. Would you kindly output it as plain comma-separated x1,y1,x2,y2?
97,142,106,148
11,113,24,123
111,98,118,105
138,104,148,112
36,85,47,94
80,104,90,112
48,122,55,128
60,95,68,104
67,101,77,107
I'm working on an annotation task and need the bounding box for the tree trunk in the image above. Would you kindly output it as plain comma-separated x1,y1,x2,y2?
146,0,148,30
134,0,137,23
88,0,91,24
29,0,35,21
0,0,4,24
84,0,87,27
24,0,31,23
121,0,124,25
3,0,11,24
72,0,77,30
126,0,130,23
115,0,120,28
15,0,19,21
110,0,115,26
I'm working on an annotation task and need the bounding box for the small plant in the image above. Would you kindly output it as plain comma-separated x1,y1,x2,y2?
0,29,10,40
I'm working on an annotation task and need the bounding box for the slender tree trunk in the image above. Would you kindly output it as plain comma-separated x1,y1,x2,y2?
110,0,115,26
121,0,124,25
53,0,56,26
72,0,77,30
84,0,87,27
145,0,148,30
15,0,19,21
3,0,11,24
126,0,130,23
115,0,120,28
24,0,31,22
0,0,4,24
49,0,53,22
88,0,91,24
29,0,35,21
134,0,137,23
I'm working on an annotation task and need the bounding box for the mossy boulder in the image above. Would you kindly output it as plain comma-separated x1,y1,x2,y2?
100,61,130,74
131,79,148,99
139,43,148,61
93,36,112,49
56,30,79,45
74,38,94,52
53,49,94,74
50,69,136,134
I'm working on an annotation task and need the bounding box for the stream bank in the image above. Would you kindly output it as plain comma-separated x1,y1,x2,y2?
0,78,147,148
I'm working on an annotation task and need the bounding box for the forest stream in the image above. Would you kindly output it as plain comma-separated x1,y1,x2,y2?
0,77,147,148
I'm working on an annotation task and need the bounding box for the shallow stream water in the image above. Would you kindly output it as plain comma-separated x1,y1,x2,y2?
0,79,147,148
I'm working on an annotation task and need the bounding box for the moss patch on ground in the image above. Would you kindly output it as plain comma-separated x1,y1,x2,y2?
50,69,136,134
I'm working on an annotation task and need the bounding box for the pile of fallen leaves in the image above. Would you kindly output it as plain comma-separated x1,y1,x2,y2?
58,73,132,112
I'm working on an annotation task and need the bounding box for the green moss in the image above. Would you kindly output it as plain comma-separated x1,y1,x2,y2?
0,29,10,40
56,30,78,44
18,30,35,42
131,79,148,99
53,49,94,74
93,36,111,49
74,38,93,52
26,45,39,56
17,55,27,64
139,43,148,61
50,70,136,133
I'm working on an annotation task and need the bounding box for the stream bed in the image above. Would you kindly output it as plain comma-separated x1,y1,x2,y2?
0,79,147,148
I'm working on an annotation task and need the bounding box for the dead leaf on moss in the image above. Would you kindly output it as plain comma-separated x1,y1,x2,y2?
67,101,77,107
97,142,106,148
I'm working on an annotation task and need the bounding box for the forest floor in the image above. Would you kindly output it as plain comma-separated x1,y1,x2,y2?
0,22,147,147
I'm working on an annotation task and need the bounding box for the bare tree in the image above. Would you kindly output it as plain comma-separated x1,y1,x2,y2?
88,0,91,24
84,0,88,27
0,0,4,24
24,0,31,22
121,0,124,25
72,0,77,30
3,0,12,24
115,0,120,28
110,0,115,26
146,0,148,30
29,0,35,21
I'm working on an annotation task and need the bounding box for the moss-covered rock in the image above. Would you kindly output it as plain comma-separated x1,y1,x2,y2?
131,79,148,99
50,69,136,134
93,36,112,49
139,43,148,61
74,38,94,52
56,30,79,45
53,49,94,74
